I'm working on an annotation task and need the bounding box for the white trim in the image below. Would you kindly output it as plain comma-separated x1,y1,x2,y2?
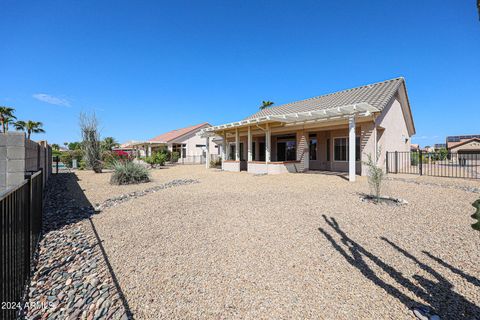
198,103,380,137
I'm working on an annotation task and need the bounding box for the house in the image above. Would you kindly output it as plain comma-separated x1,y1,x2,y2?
200,77,415,181
132,123,220,164
446,135,480,154
410,144,420,152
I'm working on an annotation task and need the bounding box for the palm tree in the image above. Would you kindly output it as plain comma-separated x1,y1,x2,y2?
102,137,119,151
259,100,274,110
14,120,45,139
0,106,16,133
51,143,60,150
4,116,16,132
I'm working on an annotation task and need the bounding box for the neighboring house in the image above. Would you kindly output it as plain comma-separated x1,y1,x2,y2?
411,144,420,152
433,143,446,150
132,123,220,163
446,135,480,154
200,77,415,181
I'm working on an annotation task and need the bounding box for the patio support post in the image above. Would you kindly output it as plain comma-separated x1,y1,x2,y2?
147,145,152,157
349,115,356,182
265,123,271,163
235,128,240,161
222,132,227,168
247,126,252,162
205,137,210,169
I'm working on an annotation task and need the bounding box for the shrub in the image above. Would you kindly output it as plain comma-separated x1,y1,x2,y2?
110,161,150,185
210,157,222,168
59,149,83,168
410,152,419,166
363,150,384,203
171,151,180,162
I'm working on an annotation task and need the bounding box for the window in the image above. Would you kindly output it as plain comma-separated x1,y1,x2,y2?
309,135,317,160
195,144,206,148
259,142,265,161
239,143,244,161
334,137,361,161
334,138,347,161
326,138,330,161
252,142,256,160
276,136,296,161
229,144,235,160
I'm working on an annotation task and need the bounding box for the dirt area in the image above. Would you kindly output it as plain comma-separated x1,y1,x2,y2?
75,165,480,319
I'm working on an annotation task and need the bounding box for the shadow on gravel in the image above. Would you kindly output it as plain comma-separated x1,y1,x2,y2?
45,173,134,319
318,215,480,320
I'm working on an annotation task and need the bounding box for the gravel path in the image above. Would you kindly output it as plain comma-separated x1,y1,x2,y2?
81,166,480,319
25,174,129,320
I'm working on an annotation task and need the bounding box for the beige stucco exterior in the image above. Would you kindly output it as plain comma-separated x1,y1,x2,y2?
207,82,414,178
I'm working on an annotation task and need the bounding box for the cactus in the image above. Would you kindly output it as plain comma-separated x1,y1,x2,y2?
472,199,480,231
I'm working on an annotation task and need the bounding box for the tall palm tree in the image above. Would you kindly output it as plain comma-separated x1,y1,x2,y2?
4,116,16,132
0,106,16,133
102,136,119,151
259,100,274,110
51,143,60,150
14,120,45,139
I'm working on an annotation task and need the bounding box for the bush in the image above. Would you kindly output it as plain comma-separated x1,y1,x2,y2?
145,150,169,166
110,161,150,185
410,152,419,166
171,151,180,162
59,150,83,168
210,157,222,168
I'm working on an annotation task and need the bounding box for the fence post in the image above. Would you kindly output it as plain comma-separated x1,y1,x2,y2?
386,152,389,173
395,151,398,174
419,151,423,176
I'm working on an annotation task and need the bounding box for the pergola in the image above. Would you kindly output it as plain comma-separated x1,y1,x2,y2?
199,102,380,181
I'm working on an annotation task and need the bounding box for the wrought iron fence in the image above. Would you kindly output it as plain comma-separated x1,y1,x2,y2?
174,155,206,165
1,170,43,320
386,151,480,179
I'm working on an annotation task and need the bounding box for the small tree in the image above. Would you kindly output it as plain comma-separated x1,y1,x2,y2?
51,143,60,150
471,199,480,231
79,112,102,173
363,149,384,203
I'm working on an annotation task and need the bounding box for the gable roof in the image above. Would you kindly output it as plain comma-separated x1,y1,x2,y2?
245,77,405,120
149,122,210,143
449,138,480,150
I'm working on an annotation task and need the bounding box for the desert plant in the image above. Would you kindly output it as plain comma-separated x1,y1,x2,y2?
0,106,16,133
171,151,180,162
110,160,150,185
363,149,384,203
210,157,222,168
14,120,45,139
80,112,102,173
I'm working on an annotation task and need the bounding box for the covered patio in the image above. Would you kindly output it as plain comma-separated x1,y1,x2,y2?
200,103,380,181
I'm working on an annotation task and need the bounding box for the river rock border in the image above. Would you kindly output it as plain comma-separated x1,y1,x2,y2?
25,174,130,320
94,179,199,212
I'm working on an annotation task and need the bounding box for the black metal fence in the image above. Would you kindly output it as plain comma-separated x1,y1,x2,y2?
386,151,480,179
1,170,43,320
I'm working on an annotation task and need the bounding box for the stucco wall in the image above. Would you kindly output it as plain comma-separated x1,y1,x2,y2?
222,161,240,172
376,98,411,172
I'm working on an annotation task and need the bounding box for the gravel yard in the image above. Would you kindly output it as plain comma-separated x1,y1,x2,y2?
77,165,480,319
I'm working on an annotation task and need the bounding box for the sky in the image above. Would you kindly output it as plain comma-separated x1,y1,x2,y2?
1,0,479,147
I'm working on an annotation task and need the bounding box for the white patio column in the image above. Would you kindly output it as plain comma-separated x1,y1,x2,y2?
349,115,356,182
222,132,227,168
147,145,152,157
247,126,252,162
180,144,184,164
205,137,210,169
235,128,240,161
265,124,271,163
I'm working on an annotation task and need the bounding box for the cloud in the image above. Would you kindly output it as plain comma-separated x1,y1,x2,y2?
33,93,71,107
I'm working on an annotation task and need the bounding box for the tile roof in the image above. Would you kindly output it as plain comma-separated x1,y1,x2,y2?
245,77,405,120
149,122,210,143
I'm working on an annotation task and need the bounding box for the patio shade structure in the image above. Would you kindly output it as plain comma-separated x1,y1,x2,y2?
199,102,380,181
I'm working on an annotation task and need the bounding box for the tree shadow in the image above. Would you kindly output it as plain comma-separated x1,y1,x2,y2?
41,173,134,319
318,215,480,320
